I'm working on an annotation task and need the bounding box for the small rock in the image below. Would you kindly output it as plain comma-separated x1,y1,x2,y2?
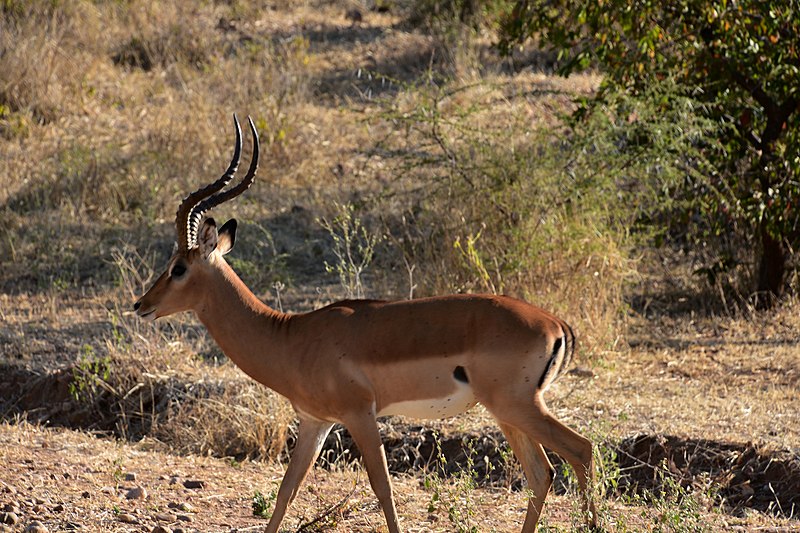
168,502,194,513
172,529,186,533
345,8,363,24
181,480,205,490
0,513,18,525
176,515,193,523
155,512,175,522
151,526,171,533
81,491,90,499
568,366,596,378
52,504,64,513
126,486,147,500
168,476,179,485
64,523,83,530
23,521,48,533
1,504,19,514
124,473,137,482
32,504,46,513
117,513,138,524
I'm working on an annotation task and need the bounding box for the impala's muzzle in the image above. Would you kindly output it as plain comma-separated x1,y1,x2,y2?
133,300,156,321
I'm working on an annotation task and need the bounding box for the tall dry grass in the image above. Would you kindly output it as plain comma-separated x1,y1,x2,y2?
0,0,314,292
0,0,311,202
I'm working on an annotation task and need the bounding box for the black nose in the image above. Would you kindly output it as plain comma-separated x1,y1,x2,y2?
133,301,141,311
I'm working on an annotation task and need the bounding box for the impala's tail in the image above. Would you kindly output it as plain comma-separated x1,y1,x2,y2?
537,323,576,391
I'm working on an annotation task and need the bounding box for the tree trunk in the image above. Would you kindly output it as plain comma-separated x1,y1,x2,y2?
459,0,481,27
751,98,796,308
756,226,787,307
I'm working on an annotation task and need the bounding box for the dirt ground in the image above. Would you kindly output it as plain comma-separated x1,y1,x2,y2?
2,420,794,533
0,420,598,532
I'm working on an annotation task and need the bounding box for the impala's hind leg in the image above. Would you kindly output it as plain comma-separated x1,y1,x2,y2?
489,397,597,530
498,422,553,532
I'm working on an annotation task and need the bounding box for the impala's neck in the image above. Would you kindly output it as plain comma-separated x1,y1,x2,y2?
192,256,292,395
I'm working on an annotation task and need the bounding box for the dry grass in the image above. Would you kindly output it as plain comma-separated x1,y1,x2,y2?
0,1,798,531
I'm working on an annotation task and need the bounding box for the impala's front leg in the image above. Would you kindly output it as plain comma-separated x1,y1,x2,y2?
266,417,334,533
343,409,401,533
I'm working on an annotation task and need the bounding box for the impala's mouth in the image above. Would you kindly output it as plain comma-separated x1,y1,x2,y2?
136,308,157,321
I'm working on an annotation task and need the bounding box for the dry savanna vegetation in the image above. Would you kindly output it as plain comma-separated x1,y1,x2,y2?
1,1,798,532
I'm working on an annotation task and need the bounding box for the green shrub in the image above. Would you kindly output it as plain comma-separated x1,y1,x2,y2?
499,0,800,304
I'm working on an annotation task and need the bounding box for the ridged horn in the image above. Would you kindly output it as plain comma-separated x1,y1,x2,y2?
186,116,259,244
175,114,242,251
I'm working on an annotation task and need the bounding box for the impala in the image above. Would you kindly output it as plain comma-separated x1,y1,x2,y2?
134,115,597,532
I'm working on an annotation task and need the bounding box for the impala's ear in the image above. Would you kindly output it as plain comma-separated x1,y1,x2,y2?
198,217,218,258
217,219,237,255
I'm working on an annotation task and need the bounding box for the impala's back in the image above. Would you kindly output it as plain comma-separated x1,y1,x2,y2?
280,294,576,421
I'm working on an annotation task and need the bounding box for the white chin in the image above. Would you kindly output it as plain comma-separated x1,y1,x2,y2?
139,310,157,322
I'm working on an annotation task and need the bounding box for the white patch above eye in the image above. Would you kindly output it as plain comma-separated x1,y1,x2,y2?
378,381,477,420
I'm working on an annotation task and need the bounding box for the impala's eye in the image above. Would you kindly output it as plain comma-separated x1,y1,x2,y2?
171,263,187,278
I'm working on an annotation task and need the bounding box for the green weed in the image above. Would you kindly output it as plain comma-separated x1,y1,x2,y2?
319,202,382,299
453,228,498,294
69,344,111,404
423,433,480,533
638,466,705,533
252,487,277,519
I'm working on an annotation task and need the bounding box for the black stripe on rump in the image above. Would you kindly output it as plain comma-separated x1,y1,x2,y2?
537,335,565,389
562,324,575,372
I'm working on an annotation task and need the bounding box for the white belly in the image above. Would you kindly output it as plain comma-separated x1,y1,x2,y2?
377,382,477,420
